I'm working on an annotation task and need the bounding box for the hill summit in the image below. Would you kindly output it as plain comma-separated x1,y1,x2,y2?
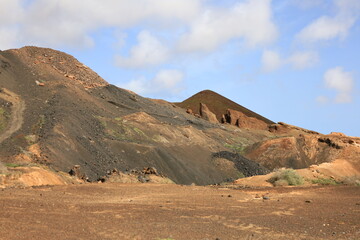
175,90,274,123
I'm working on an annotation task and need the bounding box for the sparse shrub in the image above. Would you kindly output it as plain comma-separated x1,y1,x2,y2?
237,171,245,179
268,168,304,186
311,178,339,185
5,163,23,168
341,176,360,186
224,143,245,154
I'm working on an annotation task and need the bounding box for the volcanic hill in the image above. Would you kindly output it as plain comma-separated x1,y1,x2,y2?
0,46,359,187
175,90,274,124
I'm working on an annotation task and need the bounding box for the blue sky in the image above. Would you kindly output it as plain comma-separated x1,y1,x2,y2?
1,0,359,136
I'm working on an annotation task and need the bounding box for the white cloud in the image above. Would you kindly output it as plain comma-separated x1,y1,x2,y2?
0,28,19,50
288,51,319,69
324,66,354,103
261,50,283,72
297,0,360,43
0,0,202,49
0,0,278,56
115,31,169,68
0,0,23,24
178,0,278,52
121,69,184,96
261,50,318,72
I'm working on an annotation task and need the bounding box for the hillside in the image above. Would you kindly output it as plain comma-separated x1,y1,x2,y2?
0,46,270,185
1,46,359,187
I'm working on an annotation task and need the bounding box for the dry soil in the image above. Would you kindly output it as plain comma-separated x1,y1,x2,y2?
0,184,359,240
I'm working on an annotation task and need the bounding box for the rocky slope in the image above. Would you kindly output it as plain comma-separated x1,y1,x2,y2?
0,46,270,185
0,46,359,186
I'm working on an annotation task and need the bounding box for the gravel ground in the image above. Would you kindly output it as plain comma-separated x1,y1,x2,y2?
0,184,359,240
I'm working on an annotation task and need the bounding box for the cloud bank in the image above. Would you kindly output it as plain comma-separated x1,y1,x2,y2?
121,69,184,96
297,0,360,43
324,66,354,103
261,50,319,72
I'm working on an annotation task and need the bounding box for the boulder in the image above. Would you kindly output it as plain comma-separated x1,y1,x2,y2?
200,103,218,123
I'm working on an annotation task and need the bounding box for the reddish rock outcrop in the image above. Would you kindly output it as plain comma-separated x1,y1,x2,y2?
224,109,268,130
269,122,319,135
200,103,218,123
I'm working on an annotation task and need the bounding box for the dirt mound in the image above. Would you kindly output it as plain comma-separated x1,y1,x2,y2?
0,165,72,188
175,89,274,124
99,167,175,184
234,158,360,188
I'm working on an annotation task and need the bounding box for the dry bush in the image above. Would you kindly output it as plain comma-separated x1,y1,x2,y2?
268,168,304,186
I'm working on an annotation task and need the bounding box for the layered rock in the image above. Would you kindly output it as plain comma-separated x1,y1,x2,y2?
244,132,360,170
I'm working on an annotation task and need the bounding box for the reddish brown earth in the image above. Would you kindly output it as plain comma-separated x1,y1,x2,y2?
0,183,359,240
175,89,274,125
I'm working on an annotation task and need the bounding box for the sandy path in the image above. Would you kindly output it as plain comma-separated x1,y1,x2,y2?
0,88,25,144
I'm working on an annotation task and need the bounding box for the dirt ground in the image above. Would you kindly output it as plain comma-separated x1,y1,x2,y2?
0,184,359,240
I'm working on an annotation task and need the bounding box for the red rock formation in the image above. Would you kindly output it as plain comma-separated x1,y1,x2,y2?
224,109,268,130
200,103,218,123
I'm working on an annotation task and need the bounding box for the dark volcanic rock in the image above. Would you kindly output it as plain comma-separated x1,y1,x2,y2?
212,151,269,177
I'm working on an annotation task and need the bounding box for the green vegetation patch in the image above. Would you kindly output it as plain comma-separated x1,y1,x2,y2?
97,116,150,143
224,143,245,154
5,163,23,168
268,168,304,186
311,178,339,185
236,171,245,179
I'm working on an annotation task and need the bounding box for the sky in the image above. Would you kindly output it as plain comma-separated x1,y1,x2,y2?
0,0,359,136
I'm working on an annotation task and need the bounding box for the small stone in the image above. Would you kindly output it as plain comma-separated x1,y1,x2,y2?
305,200,312,203
228,195,232,198
263,195,270,200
